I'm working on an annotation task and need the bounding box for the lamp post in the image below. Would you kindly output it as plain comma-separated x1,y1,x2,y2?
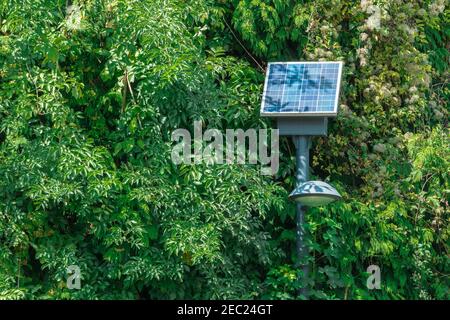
291,136,310,298
258,60,344,299
289,136,342,298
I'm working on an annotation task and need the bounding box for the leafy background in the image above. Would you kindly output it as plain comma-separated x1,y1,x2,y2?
0,0,448,299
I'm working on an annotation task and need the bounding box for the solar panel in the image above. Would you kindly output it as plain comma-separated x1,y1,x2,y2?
260,61,343,117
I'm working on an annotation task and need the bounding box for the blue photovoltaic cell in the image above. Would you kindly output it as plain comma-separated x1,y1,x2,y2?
261,62,342,115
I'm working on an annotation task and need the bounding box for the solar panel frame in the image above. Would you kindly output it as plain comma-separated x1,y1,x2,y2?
260,61,343,117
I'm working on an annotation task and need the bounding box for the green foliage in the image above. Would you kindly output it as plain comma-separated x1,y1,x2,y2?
231,0,310,59
0,0,448,300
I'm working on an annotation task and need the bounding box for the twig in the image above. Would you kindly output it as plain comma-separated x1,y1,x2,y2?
126,71,136,105
17,257,20,288
421,173,435,193
121,69,128,113
124,69,142,129
222,18,265,72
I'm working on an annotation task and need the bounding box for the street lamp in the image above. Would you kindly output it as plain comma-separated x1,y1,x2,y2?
288,135,341,298
289,179,341,296
260,61,344,298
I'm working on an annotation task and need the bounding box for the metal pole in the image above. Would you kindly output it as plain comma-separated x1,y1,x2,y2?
293,136,310,298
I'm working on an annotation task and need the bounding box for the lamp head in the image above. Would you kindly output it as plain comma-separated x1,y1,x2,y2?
289,181,341,207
